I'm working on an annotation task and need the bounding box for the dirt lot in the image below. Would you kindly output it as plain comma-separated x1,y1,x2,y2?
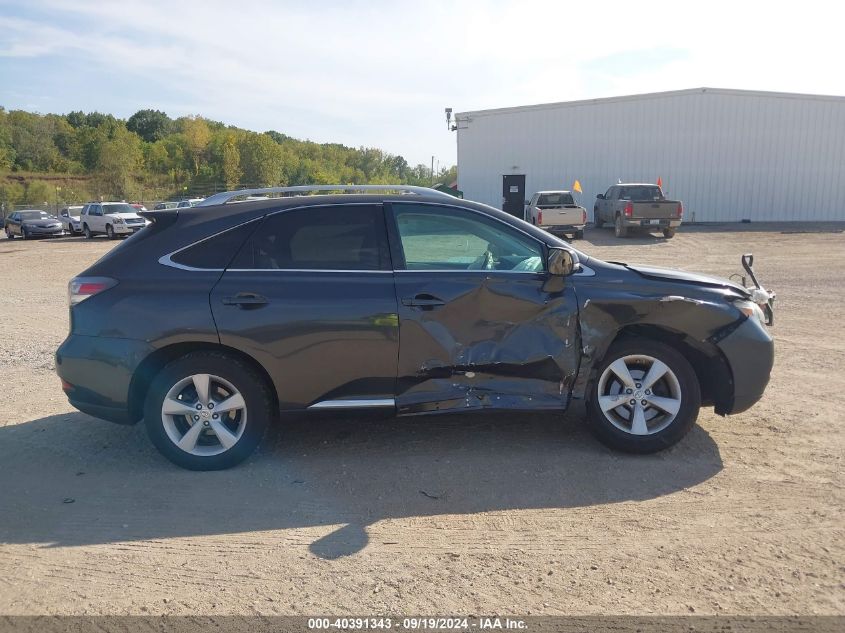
0,224,842,616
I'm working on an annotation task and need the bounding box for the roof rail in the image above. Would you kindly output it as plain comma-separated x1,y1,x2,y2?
195,184,454,207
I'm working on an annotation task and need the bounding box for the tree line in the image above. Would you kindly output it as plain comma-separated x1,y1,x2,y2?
0,107,456,208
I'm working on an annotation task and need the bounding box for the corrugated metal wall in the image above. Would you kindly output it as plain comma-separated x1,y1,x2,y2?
456,89,845,222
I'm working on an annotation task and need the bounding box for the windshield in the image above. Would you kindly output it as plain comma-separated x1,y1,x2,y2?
538,192,575,206
618,186,664,201
20,211,54,221
102,204,137,214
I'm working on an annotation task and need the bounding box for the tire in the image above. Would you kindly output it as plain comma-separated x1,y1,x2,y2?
593,209,604,229
586,338,701,454
106,224,115,239
614,215,628,238
83,224,93,239
21,227,29,240
574,230,584,240
663,228,676,239
144,351,274,470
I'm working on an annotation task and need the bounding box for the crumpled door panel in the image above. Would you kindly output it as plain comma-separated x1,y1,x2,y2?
395,273,579,414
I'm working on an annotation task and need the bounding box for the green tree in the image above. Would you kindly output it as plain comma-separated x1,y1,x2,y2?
182,116,211,176
221,134,242,188
24,180,53,206
0,180,25,209
239,133,285,185
98,127,142,198
127,109,172,142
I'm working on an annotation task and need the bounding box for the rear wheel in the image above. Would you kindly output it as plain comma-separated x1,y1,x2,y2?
83,224,93,239
663,228,676,239
574,229,584,240
21,227,29,240
144,351,274,470
614,215,628,238
586,339,700,453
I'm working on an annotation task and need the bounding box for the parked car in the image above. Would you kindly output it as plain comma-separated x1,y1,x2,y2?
5,209,64,239
176,198,205,208
524,190,586,239
153,202,179,210
56,185,775,470
594,183,683,238
80,202,148,239
59,205,84,235
131,203,148,212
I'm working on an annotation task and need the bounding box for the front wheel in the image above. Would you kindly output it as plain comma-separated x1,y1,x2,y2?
594,210,604,229
663,228,676,239
144,351,274,470
106,224,116,239
21,227,29,240
83,224,93,239
614,215,628,238
586,338,701,453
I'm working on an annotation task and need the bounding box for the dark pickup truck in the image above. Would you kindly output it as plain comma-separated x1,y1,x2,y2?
594,183,683,238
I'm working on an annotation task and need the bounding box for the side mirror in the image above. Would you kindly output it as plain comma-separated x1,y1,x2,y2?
548,248,577,276
596,193,605,200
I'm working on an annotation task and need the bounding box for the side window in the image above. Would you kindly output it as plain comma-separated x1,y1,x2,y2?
605,187,615,200
170,220,259,270
391,204,544,273
232,205,388,271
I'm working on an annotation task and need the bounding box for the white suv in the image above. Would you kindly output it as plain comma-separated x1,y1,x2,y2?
80,202,148,239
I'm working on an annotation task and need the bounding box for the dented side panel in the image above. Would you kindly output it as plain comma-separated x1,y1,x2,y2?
570,263,745,401
394,272,580,414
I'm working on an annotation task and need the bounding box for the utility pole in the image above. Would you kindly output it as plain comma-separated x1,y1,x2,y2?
431,155,435,185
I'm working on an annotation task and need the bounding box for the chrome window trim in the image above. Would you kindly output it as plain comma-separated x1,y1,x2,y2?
158,200,578,275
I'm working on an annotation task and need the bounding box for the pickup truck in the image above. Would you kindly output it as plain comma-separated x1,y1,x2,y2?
524,190,587,239
594,183,682,238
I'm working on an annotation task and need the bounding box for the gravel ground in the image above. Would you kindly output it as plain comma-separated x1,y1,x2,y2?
0,224,843,616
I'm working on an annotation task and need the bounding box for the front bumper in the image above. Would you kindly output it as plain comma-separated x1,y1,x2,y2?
112,223,144,234
715,316,775,414
56,334,154,424
26,226,64,236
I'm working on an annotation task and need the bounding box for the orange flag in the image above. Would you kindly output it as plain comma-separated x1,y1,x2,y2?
573,180,582,194
657,177,663,188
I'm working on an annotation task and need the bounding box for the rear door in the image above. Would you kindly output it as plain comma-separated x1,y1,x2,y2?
386,201,580,414
210,203,399,410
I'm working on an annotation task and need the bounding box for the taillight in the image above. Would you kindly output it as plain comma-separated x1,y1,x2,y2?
582,209,587,224
624,202,633,217
676,202,683,218
537,211,543,224
68,276,117,306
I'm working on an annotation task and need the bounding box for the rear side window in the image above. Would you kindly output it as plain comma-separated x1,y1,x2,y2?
170,221,258,270
538,192,574,206
231,205,388,271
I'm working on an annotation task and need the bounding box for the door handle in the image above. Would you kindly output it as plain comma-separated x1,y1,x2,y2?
222,292,268,307
402,294,445,308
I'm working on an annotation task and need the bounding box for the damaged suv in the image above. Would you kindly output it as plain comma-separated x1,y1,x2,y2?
56,186,775,470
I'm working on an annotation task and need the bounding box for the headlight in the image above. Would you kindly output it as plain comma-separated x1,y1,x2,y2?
733,299,767,327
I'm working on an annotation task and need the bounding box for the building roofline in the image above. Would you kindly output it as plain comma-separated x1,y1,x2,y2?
455,87,845,118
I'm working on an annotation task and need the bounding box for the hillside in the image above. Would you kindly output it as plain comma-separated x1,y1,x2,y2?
0,108,455,208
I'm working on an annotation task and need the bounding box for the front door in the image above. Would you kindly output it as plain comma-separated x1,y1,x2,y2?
502,174,526,218
210,203,399,410
386,201,580,414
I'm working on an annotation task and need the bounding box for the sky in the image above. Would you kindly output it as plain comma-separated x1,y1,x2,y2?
1,0,843,168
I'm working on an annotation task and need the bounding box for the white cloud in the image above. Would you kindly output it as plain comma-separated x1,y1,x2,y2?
1,0,843,164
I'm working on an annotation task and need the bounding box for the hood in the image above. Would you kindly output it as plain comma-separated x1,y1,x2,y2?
108,212,143,219
24,218,61,227
622,263,750,296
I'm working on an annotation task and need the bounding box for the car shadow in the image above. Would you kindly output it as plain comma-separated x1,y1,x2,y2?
0,409,722,558
582,227,670,247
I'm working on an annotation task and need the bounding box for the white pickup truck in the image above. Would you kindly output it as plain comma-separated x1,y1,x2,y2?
524,191,587,240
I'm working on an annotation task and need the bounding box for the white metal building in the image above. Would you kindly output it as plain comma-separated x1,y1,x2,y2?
455,88,845,222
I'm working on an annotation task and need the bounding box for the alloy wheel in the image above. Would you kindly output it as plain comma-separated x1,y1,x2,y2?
596,354,682,436
160,373,248,456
